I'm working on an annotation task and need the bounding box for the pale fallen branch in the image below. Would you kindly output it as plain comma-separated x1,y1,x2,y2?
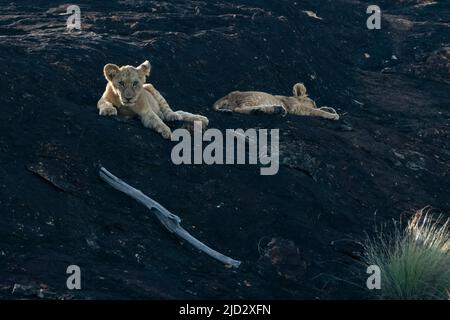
99,167,241,268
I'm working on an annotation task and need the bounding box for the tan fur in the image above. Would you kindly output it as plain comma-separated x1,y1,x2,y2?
213,83,339,120
97,60,209,139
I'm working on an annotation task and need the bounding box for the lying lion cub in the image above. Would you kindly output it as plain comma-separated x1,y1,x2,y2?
213,83,339,120
97,60,209,139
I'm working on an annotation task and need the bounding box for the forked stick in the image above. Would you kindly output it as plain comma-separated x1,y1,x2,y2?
99,167,241,268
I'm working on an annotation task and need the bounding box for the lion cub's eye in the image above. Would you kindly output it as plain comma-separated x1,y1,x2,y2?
118,81,125,87
132,81,139,87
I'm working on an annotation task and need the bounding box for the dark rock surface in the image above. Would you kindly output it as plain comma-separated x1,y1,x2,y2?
0,0,448,299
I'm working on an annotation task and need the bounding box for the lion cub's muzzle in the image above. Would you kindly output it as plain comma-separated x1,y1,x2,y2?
120,96,137,107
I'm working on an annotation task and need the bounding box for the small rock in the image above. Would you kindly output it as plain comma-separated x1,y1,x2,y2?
339,122,354,132
303,11,323,20
259,238,307,282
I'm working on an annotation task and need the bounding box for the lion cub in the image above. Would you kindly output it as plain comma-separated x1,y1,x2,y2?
97,60,209,139
213,83,339,120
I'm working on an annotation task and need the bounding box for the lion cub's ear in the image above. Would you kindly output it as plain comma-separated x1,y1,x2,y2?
104,64,120,82
137,60,151,77
293,83,307,97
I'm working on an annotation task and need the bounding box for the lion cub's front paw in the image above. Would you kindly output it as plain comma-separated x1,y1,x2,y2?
160,127,172,139
99,106,118,116
319,107,339,121
166,113,183,121
331,113,340,121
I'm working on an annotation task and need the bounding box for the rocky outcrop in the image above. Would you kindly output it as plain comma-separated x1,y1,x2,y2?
0,0,448,299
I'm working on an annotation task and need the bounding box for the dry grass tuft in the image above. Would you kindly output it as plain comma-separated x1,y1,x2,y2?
363,208,450,299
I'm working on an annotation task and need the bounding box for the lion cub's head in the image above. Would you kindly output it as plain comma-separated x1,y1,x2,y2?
291,83,317,108
103,60,151,107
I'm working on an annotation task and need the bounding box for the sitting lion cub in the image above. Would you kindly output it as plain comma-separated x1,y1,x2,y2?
97,60,209,139
213,83,339,120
